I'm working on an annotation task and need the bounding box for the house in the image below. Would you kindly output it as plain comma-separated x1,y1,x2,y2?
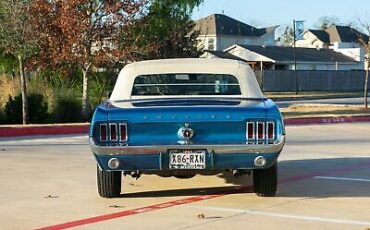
296,25,369,64
296,25,369,49
194,14,278,51
295,29,330,49
204,44,362,71
201,50,247,62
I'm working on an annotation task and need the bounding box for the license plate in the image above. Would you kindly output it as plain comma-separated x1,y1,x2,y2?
169,149,206,169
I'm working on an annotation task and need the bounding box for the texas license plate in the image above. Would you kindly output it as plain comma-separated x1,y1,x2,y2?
169,149,206,169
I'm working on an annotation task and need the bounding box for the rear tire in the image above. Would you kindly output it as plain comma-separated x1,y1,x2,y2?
97,165,122,198
253,163,277,197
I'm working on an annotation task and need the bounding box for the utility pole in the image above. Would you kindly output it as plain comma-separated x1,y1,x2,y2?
293,20,298,95
365,56,369,109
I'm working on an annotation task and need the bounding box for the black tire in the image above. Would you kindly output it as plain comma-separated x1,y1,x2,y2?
97,165,122,198
253,163,277,197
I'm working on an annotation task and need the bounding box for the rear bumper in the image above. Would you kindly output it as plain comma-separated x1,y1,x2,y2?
94,152,280,171
90,136,285,171
89,135,285,156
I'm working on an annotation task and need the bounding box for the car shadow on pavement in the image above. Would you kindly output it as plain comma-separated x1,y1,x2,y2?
121,157,370,198
120,185,251,198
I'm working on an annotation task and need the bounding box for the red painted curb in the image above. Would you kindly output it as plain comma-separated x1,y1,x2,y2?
0,124,89,137
0,115,369,138
284,115,370,125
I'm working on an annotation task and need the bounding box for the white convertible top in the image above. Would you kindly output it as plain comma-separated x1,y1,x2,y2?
110,58,264,100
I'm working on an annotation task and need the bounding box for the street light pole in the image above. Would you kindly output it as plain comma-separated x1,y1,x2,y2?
365,56,369,109
293,20,298,95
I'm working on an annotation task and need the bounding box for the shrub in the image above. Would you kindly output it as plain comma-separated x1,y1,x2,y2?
4,93,50,124
53,97,83,123
0,74,20,107
4,95,21,124
0,107,5,124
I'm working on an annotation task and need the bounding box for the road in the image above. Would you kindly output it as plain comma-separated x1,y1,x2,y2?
1,123,370,230
276,97,368,108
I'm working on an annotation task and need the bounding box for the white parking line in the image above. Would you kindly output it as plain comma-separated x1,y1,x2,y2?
315,176,370,183
184,205,370,226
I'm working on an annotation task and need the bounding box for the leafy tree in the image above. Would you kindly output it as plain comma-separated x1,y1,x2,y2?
0,0,39,124
30,0,145,119
121,0,203,59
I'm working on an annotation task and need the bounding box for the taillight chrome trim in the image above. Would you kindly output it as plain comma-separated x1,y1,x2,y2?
119,123,128,142
109,123,118,141
100,123,108,142
247,121,276,144
97,122,128,143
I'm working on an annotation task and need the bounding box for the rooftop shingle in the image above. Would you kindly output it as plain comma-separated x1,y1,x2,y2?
194,14,268,36
233,45,357,63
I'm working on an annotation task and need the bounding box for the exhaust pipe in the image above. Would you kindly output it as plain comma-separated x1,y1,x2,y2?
130,170,141,180
231,169,250,177
232,169,241,177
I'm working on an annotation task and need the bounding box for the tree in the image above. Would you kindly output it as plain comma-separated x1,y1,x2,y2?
315,16,340,30
277,26,294,46
0,49,17,77
31,0,145,119
0,0,38,124
121,0,203,60
357,17,370,109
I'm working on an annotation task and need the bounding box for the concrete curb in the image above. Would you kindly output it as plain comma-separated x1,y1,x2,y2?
0,115,370,138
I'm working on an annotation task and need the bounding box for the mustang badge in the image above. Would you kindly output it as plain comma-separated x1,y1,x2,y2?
178,122,194,143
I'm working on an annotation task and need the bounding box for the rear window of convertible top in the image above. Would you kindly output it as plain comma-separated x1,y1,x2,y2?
131,74,241,96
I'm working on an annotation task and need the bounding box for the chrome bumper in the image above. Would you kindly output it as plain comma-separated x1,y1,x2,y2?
90,135,285,156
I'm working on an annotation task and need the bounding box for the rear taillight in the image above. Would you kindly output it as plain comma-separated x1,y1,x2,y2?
99,122,128,142
257,122,265,140
119,123,127,142
246,121,276,144
247,122,255,140
267,122,275,140
100,124,107,141
109,123,118,141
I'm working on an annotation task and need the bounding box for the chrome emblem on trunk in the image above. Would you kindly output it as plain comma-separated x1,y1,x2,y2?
178,122,194,144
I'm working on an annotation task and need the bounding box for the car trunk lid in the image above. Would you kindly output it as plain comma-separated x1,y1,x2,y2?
102,98,267,145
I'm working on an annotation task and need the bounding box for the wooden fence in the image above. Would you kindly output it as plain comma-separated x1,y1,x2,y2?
254,70,369,92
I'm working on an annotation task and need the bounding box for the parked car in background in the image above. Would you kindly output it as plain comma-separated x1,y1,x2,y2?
89,58,285,198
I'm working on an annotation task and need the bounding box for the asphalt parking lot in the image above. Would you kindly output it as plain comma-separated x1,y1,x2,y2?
1,123,370,230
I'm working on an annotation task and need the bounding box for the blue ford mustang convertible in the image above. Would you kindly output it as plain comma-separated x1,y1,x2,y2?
89,58,285,198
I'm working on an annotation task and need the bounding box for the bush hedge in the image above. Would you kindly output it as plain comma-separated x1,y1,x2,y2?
0,107,5,124
53,97,83,123
0,93,87,124
0,70,110,124
4,93,49,124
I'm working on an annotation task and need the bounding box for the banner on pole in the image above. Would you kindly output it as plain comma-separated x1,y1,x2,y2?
294,20,305,40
